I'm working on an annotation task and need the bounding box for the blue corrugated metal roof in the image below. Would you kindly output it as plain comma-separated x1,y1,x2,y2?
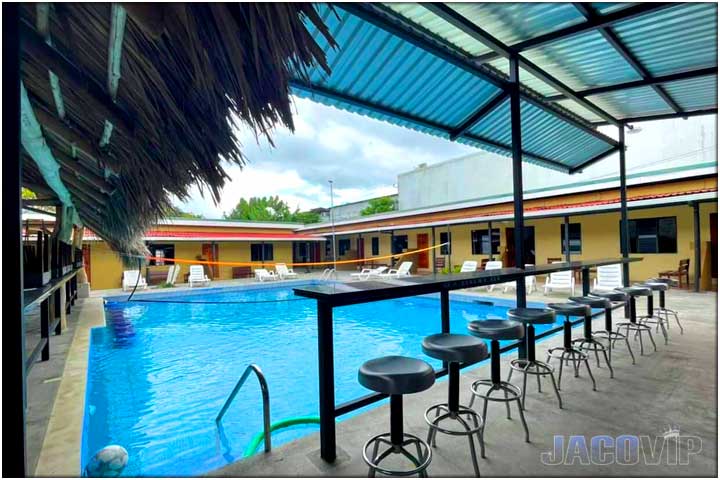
294,2,716,173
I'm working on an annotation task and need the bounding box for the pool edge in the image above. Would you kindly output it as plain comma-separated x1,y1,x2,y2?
34,296,106,477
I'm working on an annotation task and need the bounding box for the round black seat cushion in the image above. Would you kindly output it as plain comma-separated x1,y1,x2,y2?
468,319,524,341
590,291,627,302
359,356,435,395
636,282,669,292
507,307,555,325
616,286,652,297
569,295,610,309
547,302,590,316
422,333,489,364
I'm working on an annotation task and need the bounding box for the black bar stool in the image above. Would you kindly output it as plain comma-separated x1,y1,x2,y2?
359,356,435,477
614,286,657,356
589,290,635,364
546,303,597,391
506,308,563,409
636,281,671,344
422,333,488,476
568,296,614,378
648,277,683,334
467,319,530,447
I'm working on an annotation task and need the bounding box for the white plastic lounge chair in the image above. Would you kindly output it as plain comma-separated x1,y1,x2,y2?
350,266,388,281
593,264,623,292
188,265,211,287
172,264,182,284
460,260,478,273
502,264,537,294
255,268,277,282
485,260,503,292
165,265,179,286
379,261,413,279
544,262,575,296
275,263,299,280
122,270,148,291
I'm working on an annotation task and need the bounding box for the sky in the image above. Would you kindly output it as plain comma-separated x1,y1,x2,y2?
177,96,475,218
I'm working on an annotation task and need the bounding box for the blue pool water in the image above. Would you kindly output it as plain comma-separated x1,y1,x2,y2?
84,282,557,476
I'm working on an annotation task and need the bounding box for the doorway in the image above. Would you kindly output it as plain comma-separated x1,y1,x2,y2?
82,244,91,283
201,243,219,278
504,226,536,267
356,237,365,261
416,233,429,268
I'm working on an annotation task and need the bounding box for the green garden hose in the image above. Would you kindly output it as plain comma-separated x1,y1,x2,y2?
243,416,321,458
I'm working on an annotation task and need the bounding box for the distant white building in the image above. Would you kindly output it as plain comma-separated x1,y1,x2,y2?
320,195,399,222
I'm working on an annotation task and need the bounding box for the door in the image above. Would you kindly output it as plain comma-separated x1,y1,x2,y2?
711,213,717,279
504,227,535,267
202,243,219,278
356,237,365,261
82,244,91,283
416,233,429,268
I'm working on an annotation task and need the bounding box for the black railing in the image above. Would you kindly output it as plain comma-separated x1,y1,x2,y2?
294,258,641,462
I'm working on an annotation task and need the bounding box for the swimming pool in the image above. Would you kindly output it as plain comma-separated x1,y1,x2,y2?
83,282,557,476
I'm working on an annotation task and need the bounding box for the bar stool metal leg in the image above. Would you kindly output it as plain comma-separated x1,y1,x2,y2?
616,295,657,356
572,310,613,378
508,325,563,409
547,316,597,391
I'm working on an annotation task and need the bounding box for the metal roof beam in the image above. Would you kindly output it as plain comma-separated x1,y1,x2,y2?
544,67,718,101
290,79,570,171
592,108,718,126
449,92,507,140
569,146,621,174
573,3,682,114
421,3,621,129
475,2,675,63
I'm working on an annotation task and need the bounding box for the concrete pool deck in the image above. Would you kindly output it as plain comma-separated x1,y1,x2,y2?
33,274,716,476
211,287,718,477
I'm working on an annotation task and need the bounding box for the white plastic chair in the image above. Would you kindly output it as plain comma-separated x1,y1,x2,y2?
485,260,503,292
502,264,537,294
165,265,179,285
188,265,211,287
351,266,388,280
122,270,148,291
593,264,623,292
275,263,299,280
460,260,478,273
544,262,575,296
255,268,277,282
380,262,413,278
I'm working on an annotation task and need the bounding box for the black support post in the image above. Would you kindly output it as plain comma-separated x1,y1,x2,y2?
582,268,591,296
693,202,701,292
618,124,630,287
563,215,571,262
3,3,27,474
431,226,437,274
488,221,494,260
509,55,527,308
317,300,336,462
440,290,450,333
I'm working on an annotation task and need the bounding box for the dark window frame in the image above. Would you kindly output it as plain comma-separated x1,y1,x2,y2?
371,237,380,256
392,235,408,254
338,239,351,256
471,229,500,255
147,243,175,265
251,243,274,261
440,231,451,255
560,223,582,254
620,216,677,254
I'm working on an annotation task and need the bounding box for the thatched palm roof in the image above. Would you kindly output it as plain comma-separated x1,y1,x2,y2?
20,3,335,255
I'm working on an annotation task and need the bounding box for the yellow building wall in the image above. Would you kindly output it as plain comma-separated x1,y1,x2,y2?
87,242,125,290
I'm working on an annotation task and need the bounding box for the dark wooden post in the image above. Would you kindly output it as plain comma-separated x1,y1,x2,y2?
693,202,701,292
317,300,336,462
619,124,630,287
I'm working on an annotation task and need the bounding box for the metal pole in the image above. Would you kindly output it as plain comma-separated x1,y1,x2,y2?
317,300,336,462
441,289,450,369
693,201,701,292
563,215,571,262
431,226,437,274
619,124,630,286
4,3,27,474
328,180,337,278
509,55,526,308
446,224,452,271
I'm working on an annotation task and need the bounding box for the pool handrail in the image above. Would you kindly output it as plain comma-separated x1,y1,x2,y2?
216,363,271,453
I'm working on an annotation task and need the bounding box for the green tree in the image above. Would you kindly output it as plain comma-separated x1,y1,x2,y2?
224,196,293,221
167,206,202,219
360,196,396,216
291,209,321,224
22,188,37,199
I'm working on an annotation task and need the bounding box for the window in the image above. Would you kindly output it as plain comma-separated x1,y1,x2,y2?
371,237,379,256
147,243,175,265
338,239,351,256
471,229,500,255
440,232,451,255
621,217,677,254
392,235,408,254
560,223,582,254
251,243,274,261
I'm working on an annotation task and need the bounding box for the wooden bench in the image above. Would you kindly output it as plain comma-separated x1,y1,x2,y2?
232,266,253,279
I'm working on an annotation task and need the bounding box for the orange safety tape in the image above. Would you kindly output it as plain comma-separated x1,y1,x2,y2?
127,242,448,268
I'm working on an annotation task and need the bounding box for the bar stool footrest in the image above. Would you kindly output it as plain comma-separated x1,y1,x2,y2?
363,432,432,477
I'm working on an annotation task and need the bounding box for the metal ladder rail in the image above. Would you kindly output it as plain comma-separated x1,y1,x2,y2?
216,364,271,453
